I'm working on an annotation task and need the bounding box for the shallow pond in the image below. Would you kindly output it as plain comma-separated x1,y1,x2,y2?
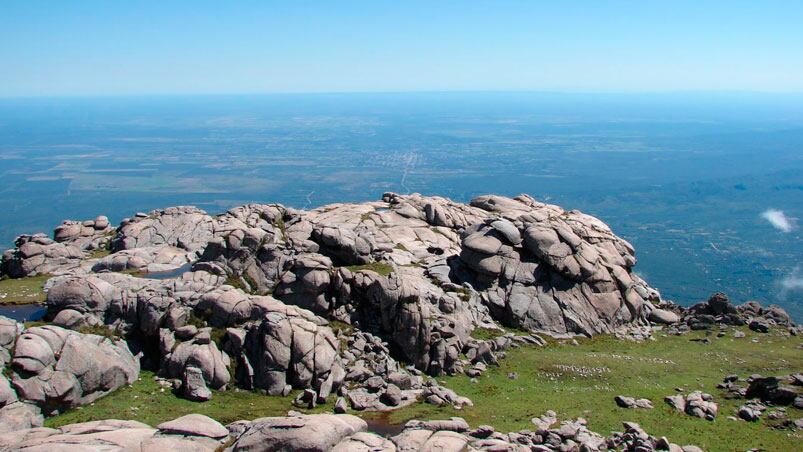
0,303,46,322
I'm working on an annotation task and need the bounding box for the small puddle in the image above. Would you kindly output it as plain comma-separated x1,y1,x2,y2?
139,263,193,280
0,304,46,322
362,411,406,438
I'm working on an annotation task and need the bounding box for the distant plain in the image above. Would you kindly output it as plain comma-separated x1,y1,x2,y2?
1,92,801,319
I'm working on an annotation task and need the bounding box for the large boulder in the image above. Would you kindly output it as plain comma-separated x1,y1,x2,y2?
164,335,230,390
112,206,215,254
244,308,344,400
227,413,367,451
9,324,139,415
1,234,84,278
0,416,229,450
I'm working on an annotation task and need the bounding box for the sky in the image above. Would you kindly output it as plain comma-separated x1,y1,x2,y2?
2,1,803,97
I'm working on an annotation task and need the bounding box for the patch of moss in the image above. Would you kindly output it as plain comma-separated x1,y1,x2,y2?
225,273,260,295
187,310,209,328
23,320,48,329
329,320,355,336
87,248,112,259
210,327,227,348
456,287,471,302
470,327,506,340
345,262,394,276
393,243,409,252
0,274,51,305
274,217,288,243
77,325,120,340
225,275,247,291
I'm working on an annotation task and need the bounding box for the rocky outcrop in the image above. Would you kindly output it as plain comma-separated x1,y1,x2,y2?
92,245,192,274
0,411,708,451
1,234,84,278
2,193,669,413
0,414,229,450
1,214,113,278
53,216,114,251
461,194,658,335
665,391,718,420
227,413,368,451
243,307,344,400
197,193,659,340
0,317,139,429
112,206,215,254
653,292,797,335
8,324,139,416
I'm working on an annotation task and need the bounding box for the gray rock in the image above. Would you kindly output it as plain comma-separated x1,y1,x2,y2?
381,384,403,406
227,413,367,451
334,396,348,414
749,318,770,333
182,366,212,402
649,308,680,324
157,413,228,438
0,402,43,433
9,325,139,413
615,395,653,409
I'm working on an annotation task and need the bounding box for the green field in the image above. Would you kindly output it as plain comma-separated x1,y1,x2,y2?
46,327,802,451
0,274,50,305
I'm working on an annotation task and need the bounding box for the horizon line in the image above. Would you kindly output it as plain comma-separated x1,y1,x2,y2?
3,88,803,101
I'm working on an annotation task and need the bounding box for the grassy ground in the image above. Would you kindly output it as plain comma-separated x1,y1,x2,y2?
0,274,50,304
46,327,802,451
45,371,329,428
389,327,803,452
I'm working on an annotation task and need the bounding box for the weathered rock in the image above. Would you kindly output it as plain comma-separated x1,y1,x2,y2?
749,318,770,333
649,308,680,324
0,416,229,451
381,383,403,406
0,401,43,433
747,376,799,405
8,324,139,414
164,336,230,390
243,306,344,399
227,413,367,451
182,366,213,401
665,391,717,420
334,396,348,414
615,395,654,409
113,206,215,254
1,234,85,277
157,413,228,438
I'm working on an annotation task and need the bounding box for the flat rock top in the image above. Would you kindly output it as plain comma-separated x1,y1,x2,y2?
157,413,229,438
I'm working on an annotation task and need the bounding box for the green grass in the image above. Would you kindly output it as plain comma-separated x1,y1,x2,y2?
87,248,112,259
345,262,394,276
43,327,802,451
470,327,506,340
0,274,51,305
386,327,803,452
77,325,121,340
45,370,329,428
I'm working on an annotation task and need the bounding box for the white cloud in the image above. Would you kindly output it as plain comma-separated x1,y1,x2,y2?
782,271,803,291
761,209,795,233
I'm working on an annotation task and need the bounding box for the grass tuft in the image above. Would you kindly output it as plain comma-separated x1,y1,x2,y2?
345,262,394,276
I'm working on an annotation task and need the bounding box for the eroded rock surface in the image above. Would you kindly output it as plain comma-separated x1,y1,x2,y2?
1,193,674,418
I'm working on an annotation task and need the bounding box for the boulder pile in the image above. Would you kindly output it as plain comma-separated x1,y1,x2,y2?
0,316,139,430
1,411,705,452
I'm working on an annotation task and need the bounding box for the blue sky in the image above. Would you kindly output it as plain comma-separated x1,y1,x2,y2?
2,1,802,97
